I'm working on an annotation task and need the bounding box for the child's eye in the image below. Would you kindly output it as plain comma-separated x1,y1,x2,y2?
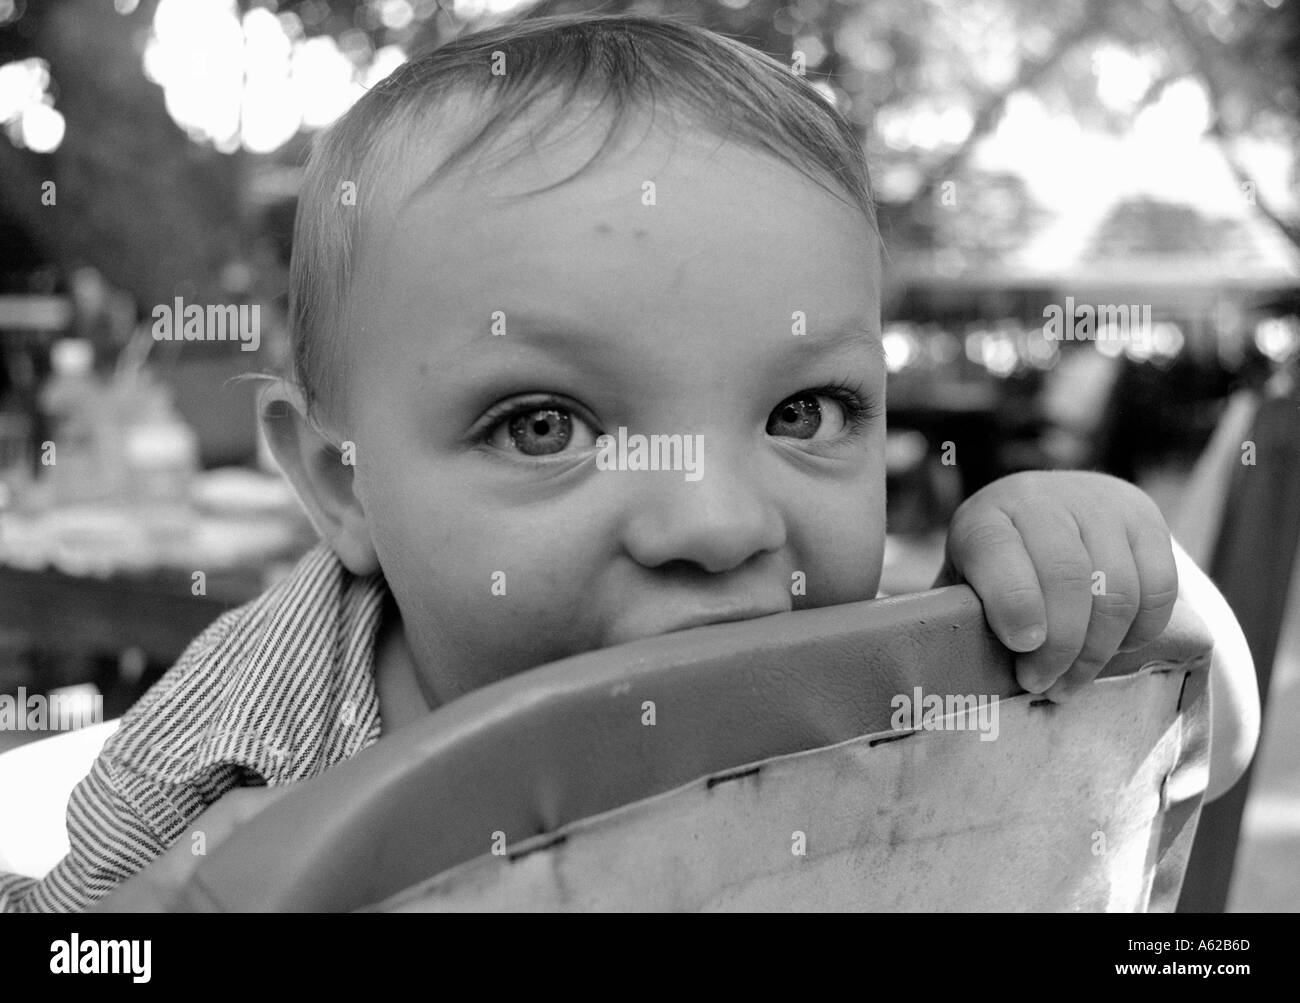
767,395,842,440
482,398,601,456
505,408,573,455
767,385,873,441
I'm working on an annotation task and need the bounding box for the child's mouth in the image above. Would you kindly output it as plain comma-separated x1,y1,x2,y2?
609,602,788,645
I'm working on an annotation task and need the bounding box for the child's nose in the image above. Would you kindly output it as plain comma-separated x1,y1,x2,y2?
620,458,786,575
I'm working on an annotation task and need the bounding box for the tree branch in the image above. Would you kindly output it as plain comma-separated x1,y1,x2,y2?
911,0,1109,205
1164,1,1300,254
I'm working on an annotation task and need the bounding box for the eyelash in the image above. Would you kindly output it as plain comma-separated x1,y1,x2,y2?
477,393,594,442
477,382,881,447
804,378,881,439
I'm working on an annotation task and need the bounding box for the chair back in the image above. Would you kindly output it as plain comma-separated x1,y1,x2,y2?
175,586,1214,912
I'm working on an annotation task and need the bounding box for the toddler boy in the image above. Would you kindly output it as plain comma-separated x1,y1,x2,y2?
0,12,1258,911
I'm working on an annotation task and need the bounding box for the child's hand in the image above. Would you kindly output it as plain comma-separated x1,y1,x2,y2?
89,785,293,912
934,471,1179,703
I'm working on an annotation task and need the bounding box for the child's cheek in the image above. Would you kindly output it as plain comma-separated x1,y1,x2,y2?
804,536,884,607
793,472,886,606
415,512,609,678
800,491,883,608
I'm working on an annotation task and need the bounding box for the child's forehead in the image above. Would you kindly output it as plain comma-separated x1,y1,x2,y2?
345,96,882,384
360,169,879,324
367,121,879,290
371,93,871,240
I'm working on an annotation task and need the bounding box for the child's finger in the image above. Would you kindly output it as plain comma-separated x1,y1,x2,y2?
1117,526,1180,651
1010,509,1093,693
1042,531,1142,702
945,507,1046,651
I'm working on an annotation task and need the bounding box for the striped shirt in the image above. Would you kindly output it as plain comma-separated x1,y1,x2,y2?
0,542,388,912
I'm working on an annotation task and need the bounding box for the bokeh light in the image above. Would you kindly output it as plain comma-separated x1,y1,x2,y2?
451,0,531,20
0,57,63,153
1255,316,1300,362
143,0,408,154
18,102,65,154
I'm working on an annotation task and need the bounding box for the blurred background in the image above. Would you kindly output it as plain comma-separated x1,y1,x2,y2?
0,0,1296,911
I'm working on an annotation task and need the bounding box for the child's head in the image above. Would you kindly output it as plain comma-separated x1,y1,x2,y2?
263,13,888,706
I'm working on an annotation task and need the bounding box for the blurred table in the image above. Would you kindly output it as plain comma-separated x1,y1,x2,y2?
0,467,313,672
0,562,265,667
887,378,1005,494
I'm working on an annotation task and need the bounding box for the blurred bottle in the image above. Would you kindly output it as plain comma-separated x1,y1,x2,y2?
0,407,33,513
122,384,199,557
37,339,106,504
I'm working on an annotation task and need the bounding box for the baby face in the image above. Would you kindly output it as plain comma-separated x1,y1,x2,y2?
343,106,886,706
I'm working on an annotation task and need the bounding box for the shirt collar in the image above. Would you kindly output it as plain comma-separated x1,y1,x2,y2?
108,542,389,787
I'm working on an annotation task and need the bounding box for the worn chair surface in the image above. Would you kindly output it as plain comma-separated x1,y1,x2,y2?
170,584,1213,912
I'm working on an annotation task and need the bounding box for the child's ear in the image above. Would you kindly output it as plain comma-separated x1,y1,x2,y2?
258,380,381,577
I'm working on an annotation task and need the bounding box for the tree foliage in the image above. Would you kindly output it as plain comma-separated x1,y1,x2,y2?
0,0,1295,310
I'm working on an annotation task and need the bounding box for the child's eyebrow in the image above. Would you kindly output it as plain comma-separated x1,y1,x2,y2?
433,315,885,380
785,323,884,365
759,321,887,377
479,315,880,353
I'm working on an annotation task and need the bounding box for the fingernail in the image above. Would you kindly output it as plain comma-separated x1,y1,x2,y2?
1007,625,1047,652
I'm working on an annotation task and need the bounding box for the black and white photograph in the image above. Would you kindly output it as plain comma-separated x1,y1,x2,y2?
0,0,1296,950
